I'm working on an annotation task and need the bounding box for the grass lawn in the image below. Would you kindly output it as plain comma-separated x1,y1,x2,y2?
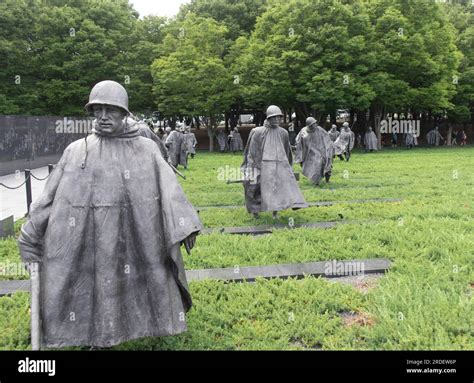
0,146,473,350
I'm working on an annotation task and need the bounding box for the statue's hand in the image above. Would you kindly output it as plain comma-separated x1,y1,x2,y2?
182,233,197,255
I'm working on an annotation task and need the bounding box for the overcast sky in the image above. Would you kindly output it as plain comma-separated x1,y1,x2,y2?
129,0,191,18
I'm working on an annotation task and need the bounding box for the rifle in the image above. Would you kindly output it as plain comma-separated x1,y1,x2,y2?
168,162,186,180
30,262,41,350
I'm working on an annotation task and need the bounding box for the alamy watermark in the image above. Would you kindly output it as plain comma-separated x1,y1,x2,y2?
55,117,93,134
379,118,420,137
217,165,259,185
0,261,29,278
324,260,365,278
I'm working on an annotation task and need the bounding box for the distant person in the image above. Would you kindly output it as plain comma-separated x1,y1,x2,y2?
459,130,467,146
391,132,397,148
452,131,457,146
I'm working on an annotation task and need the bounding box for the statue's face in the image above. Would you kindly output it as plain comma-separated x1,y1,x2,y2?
269,115,282,128
308,123,316,131
92,104,126,134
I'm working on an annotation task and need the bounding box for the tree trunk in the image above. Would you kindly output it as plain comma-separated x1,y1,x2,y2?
207,116,215,152
170,117,177,129
294,102,309,130
447,123,453,146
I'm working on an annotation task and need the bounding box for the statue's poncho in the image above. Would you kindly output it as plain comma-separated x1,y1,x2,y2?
405,132,418,147
334,128,355,155
165,130,187,167
241,121,308,213
296,126,334,185
230,131,244,151
17,123,202,349
184,132,198,154
426,129,442,146
216,131,228,151
328,127,340,142
135,120,169,161
364,130,378,151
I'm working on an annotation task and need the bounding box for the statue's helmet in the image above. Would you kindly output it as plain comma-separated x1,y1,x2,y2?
85,80,130,114
266,105,283,119
331,124,337,129
165,127,171,132
343,122,349,128
306,117,317,127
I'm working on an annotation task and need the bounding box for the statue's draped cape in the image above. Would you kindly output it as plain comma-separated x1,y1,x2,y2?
18,122,202,348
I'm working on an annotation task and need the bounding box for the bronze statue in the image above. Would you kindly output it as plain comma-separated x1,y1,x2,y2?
295,117,334,185
241,105,307,219
18,80,202,349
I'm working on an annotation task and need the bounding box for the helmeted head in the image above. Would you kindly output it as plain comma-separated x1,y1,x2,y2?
343,122,350,130
306,117,317,130
85,80,129,135
331,124,337,130
266,105,283,128
368,126,373,132
85,80,129,114
165,126,171,133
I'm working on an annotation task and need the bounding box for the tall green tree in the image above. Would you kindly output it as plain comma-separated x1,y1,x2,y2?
444,2,474,131
367,0,461,145
178,0,268,40
0,0,157,116
233,0,377,125
151,13,234,151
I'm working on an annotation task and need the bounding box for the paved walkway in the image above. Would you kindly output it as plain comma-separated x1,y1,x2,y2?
0,166,50,220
